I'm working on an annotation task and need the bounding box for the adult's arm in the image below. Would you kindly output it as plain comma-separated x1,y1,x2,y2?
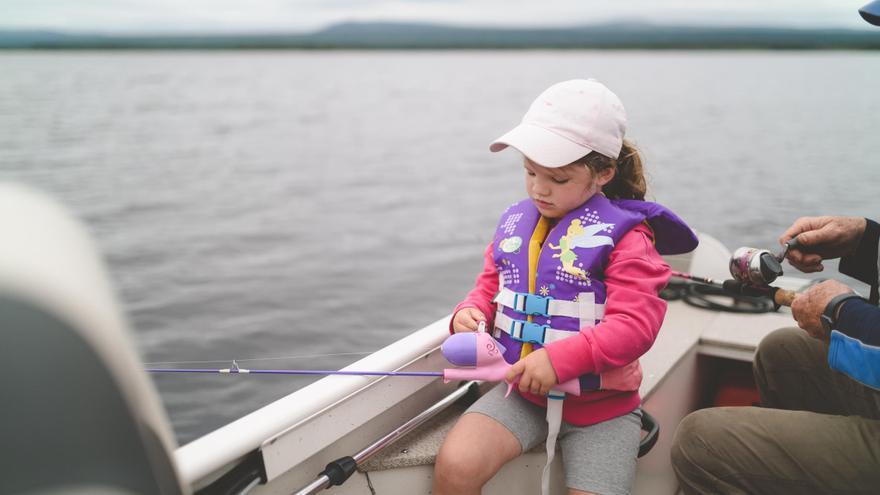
834,297,880,345
827,220,880,387
839,219,880,287
828,299,880,389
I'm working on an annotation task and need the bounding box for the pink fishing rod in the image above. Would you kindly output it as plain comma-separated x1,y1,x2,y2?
147,330,583,396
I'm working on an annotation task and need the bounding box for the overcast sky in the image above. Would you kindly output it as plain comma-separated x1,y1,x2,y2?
1,0,875,33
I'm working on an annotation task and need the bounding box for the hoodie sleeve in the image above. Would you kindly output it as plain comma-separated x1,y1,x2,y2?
449,243,498,334
543,223,671,382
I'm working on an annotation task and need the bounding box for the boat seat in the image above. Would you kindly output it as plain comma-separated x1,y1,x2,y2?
360,385,659,473
1,296,183,495
0,184,185,495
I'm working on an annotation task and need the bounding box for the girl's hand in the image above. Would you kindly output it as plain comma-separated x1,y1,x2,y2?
452,308,486,333
506,349,558,396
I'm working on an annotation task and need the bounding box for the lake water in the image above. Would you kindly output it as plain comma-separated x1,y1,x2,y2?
1,50,878,445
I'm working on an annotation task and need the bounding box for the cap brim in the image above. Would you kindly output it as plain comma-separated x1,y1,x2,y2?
861,0,880,25
489,123,593,168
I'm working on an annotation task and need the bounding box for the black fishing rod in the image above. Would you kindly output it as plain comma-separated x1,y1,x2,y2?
667,238,801,312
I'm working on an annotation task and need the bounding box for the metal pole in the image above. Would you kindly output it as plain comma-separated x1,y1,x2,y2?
238,476,262,494
292,381,478,495
294,477,331,495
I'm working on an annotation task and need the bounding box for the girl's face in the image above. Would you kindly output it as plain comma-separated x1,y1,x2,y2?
524,158,614,219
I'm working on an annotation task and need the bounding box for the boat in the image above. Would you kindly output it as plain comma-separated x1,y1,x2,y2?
1,182,814,495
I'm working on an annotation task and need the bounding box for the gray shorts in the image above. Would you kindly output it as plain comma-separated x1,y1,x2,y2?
466,383,642,495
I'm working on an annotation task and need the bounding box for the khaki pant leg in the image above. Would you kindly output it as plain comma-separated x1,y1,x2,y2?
671,328,880,494
754,327,880,418
671,406,880,494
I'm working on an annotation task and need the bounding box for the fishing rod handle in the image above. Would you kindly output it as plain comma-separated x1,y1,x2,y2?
721,279,796,308
773,287,797,307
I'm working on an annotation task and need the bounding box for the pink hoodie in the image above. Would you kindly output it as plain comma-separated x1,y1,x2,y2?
450,223,670,426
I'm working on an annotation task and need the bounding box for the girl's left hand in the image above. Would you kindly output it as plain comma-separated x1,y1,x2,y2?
506,349,559,396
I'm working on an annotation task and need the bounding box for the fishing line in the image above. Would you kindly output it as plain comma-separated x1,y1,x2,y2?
146,365,443,378
143,350,379,367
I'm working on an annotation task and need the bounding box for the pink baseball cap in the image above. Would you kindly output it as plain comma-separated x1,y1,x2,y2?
489,79,627,168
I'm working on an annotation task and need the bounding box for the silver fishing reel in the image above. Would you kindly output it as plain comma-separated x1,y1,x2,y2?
729,239,801,286
729,247,783,285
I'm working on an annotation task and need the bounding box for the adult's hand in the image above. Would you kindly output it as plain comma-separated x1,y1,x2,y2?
790,280,855,340
780,216,866,273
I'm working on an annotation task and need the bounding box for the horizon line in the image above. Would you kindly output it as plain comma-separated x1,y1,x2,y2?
1,18,876,37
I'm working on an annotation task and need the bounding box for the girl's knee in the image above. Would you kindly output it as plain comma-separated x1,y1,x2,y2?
433,444,488,492
437,435,494,472
434,418,518,491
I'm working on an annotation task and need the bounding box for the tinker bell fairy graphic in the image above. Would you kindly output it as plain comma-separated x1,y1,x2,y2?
549,219,615,280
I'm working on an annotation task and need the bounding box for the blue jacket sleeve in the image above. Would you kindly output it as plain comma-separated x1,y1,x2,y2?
829,330,880,390
829,219,880,386
836,298,880,346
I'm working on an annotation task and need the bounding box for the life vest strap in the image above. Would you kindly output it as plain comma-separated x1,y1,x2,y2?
541,392,566,495
494,287,604,319
494,312,576,345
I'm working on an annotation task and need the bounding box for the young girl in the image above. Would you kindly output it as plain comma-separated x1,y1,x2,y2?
432,80,697,495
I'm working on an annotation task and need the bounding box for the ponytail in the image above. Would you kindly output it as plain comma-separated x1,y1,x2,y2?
579,139,647,200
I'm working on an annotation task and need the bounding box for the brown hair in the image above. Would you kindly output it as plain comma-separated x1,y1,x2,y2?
577,139,646,200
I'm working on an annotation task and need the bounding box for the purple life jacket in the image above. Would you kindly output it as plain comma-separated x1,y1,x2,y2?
491,193,697,391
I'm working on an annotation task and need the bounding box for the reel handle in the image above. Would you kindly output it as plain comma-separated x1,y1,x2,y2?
785,237,803,252
780,237,807,261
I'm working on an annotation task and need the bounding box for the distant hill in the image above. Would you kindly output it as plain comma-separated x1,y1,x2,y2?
1,22,878,49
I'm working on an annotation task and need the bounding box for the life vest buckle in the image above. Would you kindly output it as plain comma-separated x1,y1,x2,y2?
509,319,548,344
512,292,553,317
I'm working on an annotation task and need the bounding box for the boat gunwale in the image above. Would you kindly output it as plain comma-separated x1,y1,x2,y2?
175,316,452,485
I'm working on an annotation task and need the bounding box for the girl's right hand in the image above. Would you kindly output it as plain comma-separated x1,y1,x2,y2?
452,308,487,333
